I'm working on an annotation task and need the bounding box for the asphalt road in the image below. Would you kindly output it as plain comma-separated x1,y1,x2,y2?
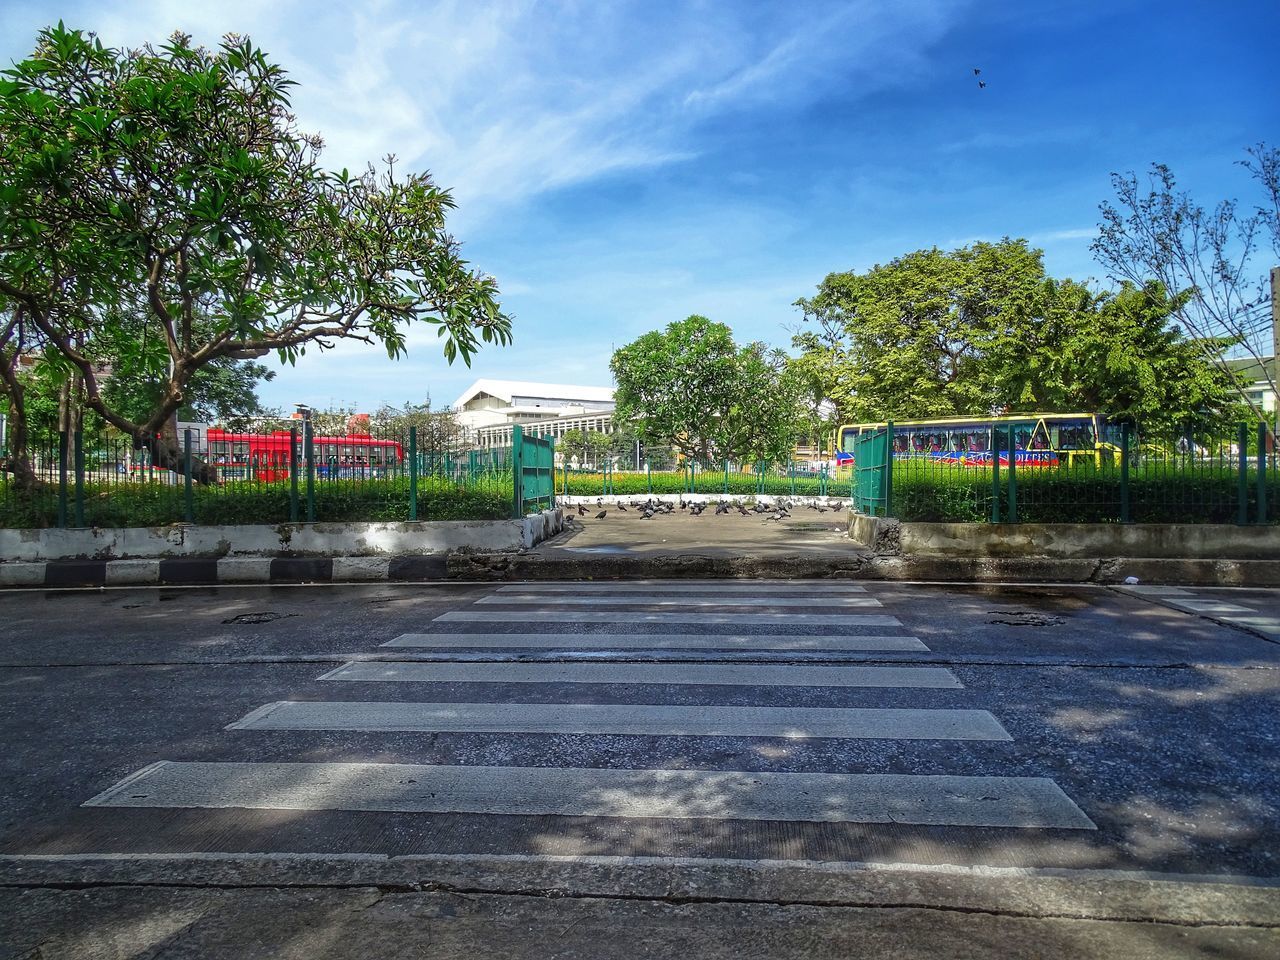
1,579,1278,958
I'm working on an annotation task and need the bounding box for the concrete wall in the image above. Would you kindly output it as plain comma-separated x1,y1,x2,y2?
0,509,564,561
849,515,1278,560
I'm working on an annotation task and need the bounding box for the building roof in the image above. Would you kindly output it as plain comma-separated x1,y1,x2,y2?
452,378,614,409
1226,356,1277,382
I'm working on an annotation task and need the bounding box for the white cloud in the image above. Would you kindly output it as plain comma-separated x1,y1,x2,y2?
3,0,971,221
1028,227,1097,242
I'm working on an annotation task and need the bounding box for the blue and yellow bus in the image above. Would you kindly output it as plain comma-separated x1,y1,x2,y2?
837,413,1117,468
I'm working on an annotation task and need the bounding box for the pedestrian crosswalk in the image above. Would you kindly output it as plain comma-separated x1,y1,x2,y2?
82,580,1097,843
1117,583,1280,641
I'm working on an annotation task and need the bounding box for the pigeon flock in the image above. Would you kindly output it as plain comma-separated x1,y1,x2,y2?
571,498,844,523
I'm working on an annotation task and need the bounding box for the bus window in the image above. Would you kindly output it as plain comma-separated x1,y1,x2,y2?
1030,421,1051,450
1054,421,1095,450
839,427,859,452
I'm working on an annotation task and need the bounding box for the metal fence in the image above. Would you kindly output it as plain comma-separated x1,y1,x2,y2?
857,420,1278,524
0,419,521,527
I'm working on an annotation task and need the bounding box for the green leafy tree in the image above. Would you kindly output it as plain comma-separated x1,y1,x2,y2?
558,428,610,467
793,239,1045,420
1093,145,1279,421
611,315,804,464
559,428,585,465
794,239,1245,435
369,401,465,452
583,430,611,466
0,25,511,484
985,279,1247,434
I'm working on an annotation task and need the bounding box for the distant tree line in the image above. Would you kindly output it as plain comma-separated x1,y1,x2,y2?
614,145,1277,458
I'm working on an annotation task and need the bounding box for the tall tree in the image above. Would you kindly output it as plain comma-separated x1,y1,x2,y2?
0,25,511,484
611,315,804,464
369,401,466,452
794,240,1245,434
793,239,1046,421
1092,145,1279,420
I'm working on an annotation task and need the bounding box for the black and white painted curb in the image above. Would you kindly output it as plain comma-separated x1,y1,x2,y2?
0,555,450,588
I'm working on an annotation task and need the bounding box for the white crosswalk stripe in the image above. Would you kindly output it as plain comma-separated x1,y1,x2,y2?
475,594,884,608
383,633,928,650
318,662,961,687
495,582,869,594
229,701,1011,740
82,580,1097,837
435,610,900,625
85,761,1095,829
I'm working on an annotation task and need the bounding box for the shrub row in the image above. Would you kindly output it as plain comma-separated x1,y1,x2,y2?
0,476,512,528
890,462,1277,524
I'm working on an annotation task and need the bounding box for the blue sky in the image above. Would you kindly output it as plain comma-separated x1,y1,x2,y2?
2,0,1277,412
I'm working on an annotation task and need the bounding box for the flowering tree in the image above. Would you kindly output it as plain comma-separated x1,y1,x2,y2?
0,25,511,484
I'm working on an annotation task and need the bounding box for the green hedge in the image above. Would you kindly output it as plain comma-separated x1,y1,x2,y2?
890,461,1277,524
0,476,511,528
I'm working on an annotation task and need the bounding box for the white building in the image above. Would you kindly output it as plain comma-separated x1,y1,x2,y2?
1228,357,1277,419
451,379,617,448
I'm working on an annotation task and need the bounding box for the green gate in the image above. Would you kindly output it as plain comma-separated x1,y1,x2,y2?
853,423,893,516
512,425,556,516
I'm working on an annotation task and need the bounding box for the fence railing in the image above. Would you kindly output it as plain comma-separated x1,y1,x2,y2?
858,421,1278,525
0,419,521,527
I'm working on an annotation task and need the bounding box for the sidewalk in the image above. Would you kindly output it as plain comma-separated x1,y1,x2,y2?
4,853,1278,959
3,509,1278,588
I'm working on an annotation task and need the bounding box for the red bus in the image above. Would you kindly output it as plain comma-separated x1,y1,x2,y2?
207,428,405,482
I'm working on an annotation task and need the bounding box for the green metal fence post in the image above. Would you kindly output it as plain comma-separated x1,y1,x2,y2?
646,460,652,494
884,422,894,517
183,429,194,523
288,428,299,522
1120,422,1131,523
1007,424,1018,524
1258,421,1268,524
789,461,796,495
1237,423,1249,525
409,426,419,521
73,429,86,527
57,429,68,529
304,420,315,522
723,459,729,494
510,424,524,517
990,425,1001,523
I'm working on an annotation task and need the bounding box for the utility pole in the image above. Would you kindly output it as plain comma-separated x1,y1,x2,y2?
1272,266,1279,446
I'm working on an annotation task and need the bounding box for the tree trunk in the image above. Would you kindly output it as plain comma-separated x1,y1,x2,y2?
0,390,38,491
140,427,220,486
0,350,38,492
